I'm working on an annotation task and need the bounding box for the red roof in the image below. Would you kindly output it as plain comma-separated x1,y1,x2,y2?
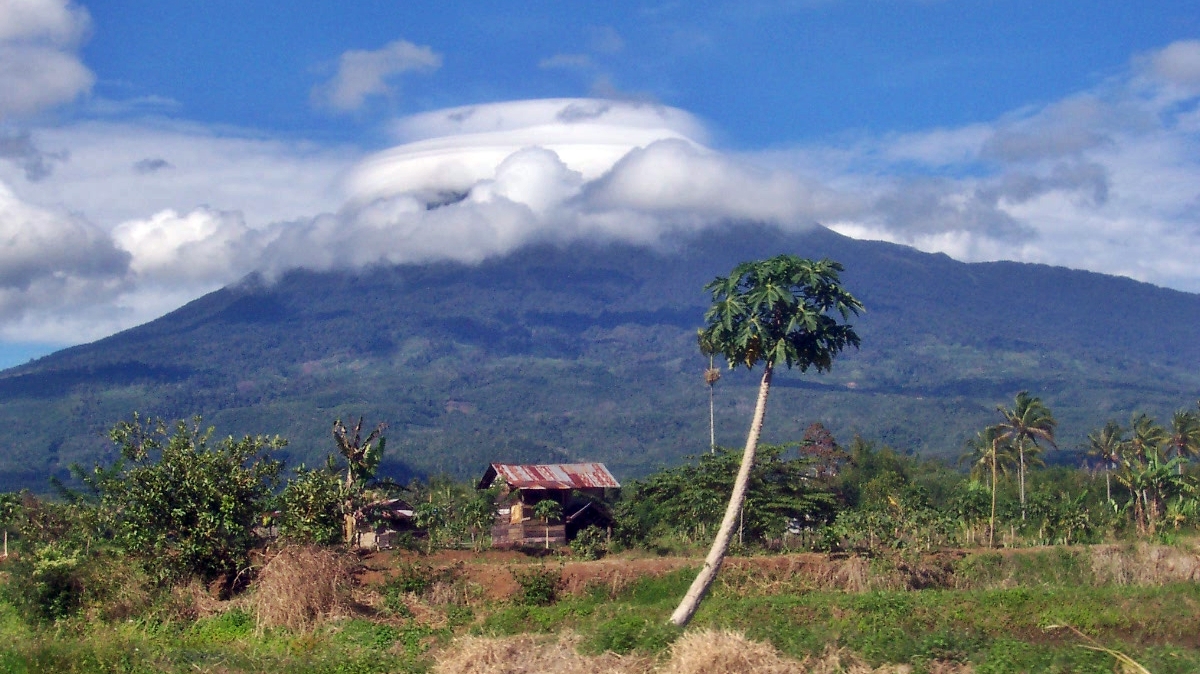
478,462,620,490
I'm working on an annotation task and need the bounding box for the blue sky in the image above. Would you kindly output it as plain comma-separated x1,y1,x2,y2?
2,0,1200,368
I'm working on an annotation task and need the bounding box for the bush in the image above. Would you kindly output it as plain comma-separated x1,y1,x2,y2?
569,525,608,560
512,565,561,606
4,541,86,622
101,415,285,586
277,464,343,546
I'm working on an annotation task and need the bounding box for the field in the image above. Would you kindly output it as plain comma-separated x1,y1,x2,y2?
2,543,1199,673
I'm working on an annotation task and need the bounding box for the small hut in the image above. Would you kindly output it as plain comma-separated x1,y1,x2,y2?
477,463,620,548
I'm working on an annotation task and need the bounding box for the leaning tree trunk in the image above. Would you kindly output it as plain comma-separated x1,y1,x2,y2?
670,365,773,628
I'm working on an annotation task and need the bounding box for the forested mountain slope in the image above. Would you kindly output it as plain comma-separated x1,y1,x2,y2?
2,223,1198,491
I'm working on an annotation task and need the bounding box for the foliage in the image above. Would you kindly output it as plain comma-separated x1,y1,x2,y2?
700,255,863,373
277,459,344,546
570,525,608,560
615,444,835,548
511,565,562,606
98,414,285,585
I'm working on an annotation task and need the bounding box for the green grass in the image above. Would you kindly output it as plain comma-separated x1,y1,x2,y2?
2,549,1200,672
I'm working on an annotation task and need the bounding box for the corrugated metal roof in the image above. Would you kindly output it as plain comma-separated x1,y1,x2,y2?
481,462,621,490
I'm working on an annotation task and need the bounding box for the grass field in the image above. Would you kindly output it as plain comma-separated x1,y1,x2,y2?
1,544,1197,673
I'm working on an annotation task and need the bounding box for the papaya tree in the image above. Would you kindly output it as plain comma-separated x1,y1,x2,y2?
669,255,862,627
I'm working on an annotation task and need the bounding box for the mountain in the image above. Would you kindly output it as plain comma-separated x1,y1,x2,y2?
2,223,1198,491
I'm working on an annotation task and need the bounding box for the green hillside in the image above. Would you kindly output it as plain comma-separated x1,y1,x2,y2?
2,223,1198,490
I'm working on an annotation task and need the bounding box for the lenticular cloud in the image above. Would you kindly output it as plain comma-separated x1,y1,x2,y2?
272,98,828,274
345,98,709,203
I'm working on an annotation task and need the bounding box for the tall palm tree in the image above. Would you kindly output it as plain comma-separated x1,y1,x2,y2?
996,391,1056,521
961,425,1015,547
1125,412,1168,464
1086,420,1125,503
1166,409,1200,474
669,255,862,628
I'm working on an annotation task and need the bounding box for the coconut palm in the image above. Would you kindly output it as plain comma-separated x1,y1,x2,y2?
961,425,1015,547
1166,409,1200,474
1124,413,1168,464
996,391,1057,521
1086,420,1125,503
669,255,862,627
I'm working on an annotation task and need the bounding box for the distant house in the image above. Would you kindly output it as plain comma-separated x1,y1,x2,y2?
477,463,620,548
355,497,416,550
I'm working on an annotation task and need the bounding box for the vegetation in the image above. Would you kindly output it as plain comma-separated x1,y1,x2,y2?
3,248,1200,671
1,399,1200,671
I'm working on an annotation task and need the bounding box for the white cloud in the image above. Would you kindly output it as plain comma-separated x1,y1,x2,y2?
9,32,1200,348
0,0,93,118
821,40,1200,292
0,120,355,229
312,39,442,112
1142,39,1200,90
112,207,263,287
252,99,838,277
0,180,130,341
0,121,356,342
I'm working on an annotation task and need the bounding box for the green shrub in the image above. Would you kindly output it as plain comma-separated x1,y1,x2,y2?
511,565,561,606
569,525,608,560
101,415,285,586
4,541,86,622
277,464,343,546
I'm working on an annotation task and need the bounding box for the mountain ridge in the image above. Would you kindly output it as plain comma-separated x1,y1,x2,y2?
2,223,1197,491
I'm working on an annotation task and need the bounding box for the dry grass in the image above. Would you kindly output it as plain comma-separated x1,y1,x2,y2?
433,629,974,674
1090,543,1200,586
250,544,352,631
663,630,803,673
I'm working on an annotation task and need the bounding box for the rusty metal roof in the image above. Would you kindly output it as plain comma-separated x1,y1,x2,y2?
478,462,620,490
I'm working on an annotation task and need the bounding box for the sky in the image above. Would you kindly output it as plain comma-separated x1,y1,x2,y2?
2,0,1200,368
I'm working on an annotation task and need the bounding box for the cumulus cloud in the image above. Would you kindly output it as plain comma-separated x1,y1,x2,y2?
256,99,840,276
0,180,130,340
1139,39,1200,93
0,121,355,342
0,0,94,118
312,39,441,112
